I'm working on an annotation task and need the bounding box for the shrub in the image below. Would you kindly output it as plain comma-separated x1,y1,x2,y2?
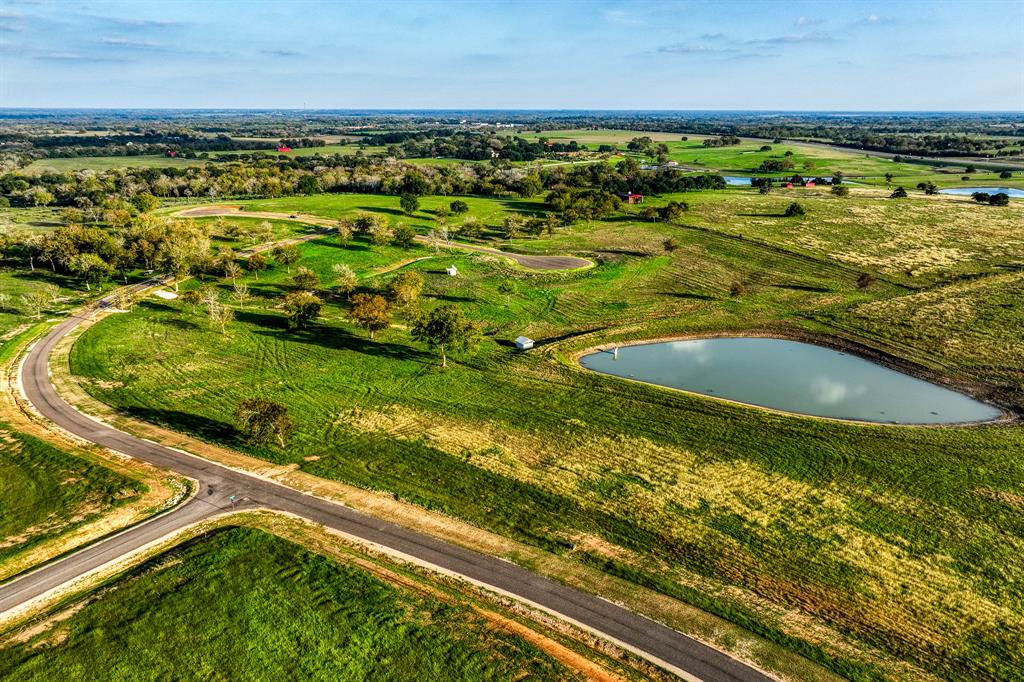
784,202,805,217
399,193,419,215
281,290,322,329
392,222,416,249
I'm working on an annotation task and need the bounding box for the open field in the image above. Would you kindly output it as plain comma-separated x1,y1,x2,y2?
209,143,385,158
25,155,206,173
0,526,584,681
66,190,1024,680
0,421,146,570
668,189,1024,284
517,129,1024,186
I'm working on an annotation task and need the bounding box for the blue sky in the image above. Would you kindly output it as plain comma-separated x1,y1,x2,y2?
2,0,1022,110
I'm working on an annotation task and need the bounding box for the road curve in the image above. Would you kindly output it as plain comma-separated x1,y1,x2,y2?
174,205,595,271
1,309,773,682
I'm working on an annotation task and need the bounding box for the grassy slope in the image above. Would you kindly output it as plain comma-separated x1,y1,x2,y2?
68,191,1024,680
0,527,575,681
0,422,145,566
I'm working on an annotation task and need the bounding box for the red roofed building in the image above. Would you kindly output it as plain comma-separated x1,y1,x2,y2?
805,181,816,188
277,146,292,153
165,150,177,157
619,192,644,204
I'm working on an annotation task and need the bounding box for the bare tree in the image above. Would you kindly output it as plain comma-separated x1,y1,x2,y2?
20,290,49,319
42,283,61,305
331,263,357,300
207,300,234,334
224,261,242,281
232,280,251,308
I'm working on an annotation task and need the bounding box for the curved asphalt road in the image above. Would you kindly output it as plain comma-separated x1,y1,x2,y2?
0,305,772,682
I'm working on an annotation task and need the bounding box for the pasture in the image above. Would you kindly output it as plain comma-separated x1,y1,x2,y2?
67,189,1024,680
0,421,146,571
0,527,579,681
25,155,206,173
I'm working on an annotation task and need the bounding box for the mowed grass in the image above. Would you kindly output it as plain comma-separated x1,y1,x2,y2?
69,192,1024,680
25,155,206,173
0,422,145,566
0,527,575,681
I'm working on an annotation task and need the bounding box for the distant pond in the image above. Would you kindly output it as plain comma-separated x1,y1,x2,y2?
579,337,1002,424
723,175,857,186
938,187,1024,198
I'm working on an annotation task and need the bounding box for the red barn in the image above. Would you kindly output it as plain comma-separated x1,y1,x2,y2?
165,150,177,157
277,146,292,153
805,181,816,188
619,192,644,204
784,182,793,189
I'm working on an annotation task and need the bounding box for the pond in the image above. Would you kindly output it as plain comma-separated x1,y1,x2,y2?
723,175,857,186
937,187,1024,198
579,337,1002,424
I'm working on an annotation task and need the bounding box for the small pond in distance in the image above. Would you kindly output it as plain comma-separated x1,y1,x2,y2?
579,338,1002,424
937,187,1024,198
723,175,858,186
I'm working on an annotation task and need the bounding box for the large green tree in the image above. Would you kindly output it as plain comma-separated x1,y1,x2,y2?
347,293,392,339
410,303,478,368
282,291,322,329
233,398,293,447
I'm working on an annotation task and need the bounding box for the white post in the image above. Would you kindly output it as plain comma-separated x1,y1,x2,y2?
613,346,619,360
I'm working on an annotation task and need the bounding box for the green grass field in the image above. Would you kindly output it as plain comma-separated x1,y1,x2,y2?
67,190,1024,680
0,527,577,681
25,155,206,173
518,129,1024,187
0,421,146,568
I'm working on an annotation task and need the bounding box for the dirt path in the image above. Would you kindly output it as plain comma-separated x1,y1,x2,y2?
174,205,595,271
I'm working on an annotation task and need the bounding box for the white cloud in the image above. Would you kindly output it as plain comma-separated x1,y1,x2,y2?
603,9,643,26
809,376,866,405
100,36,162,48
795,16,825,27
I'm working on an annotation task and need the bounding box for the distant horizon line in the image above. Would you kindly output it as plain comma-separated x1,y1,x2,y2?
2,107,1022,115
0,107,1019,116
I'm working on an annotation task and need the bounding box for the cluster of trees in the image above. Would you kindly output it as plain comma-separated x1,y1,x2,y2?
4,132,302,161
1,149,728,212
702,135,741,147
971,191,1012,206
544,189,621,222
0,216,212,292
639,201,688,222
757,159,796,173
550,159,726,197
358,131,589,162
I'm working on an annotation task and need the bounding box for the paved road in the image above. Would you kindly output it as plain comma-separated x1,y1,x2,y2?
0,309,773,682
175,206,595,271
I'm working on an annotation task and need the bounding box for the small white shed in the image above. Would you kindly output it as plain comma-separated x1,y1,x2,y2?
446,265,459,276
515,336,534,351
